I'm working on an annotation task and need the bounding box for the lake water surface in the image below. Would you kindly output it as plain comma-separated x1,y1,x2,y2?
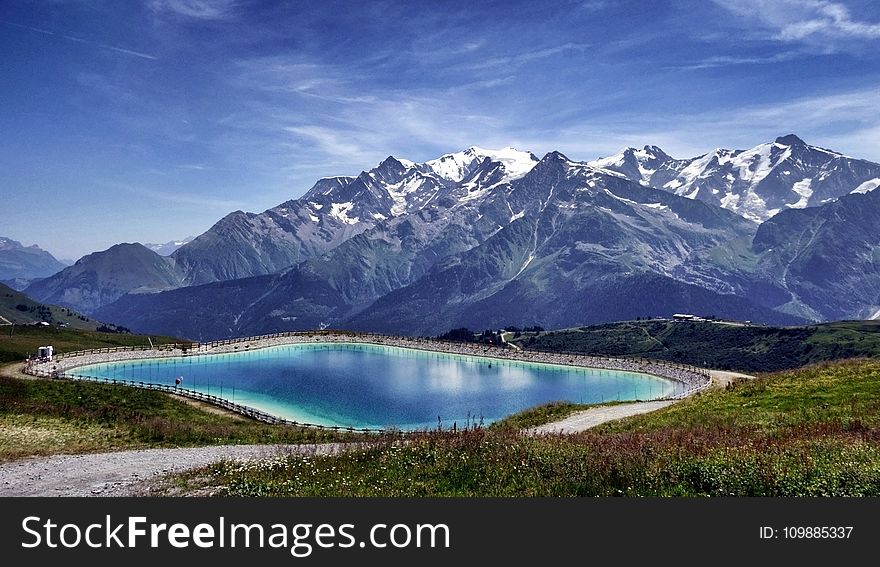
73,343,676,430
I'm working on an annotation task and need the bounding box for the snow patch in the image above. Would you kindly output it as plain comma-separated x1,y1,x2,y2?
604,190,669,213
426,146,537,183
604,189,640,207
789,178,813,208
736,191,771,223
643,202,670,211
732,143,783,186
720,192,740,210
637,164,656,180
385,175,428,216
330,202,359,225
458,179,510,203
852,178,880,194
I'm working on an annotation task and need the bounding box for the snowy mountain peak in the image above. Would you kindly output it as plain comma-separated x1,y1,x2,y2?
426,146,538,183
590,144,670,167
425,149,481,182
374,156,415,180
588,144,675,185
0,237,24,251
593,135,880,223
774,134,806,147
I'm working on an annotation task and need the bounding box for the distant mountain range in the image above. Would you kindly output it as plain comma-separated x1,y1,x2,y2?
144,237,195,257
25,243,183,314
0,237,67,290
18,136,880,340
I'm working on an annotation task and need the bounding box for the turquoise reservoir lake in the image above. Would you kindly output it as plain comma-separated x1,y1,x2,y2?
73,343,677,430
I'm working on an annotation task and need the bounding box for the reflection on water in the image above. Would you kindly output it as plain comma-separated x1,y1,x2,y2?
73,343,675,430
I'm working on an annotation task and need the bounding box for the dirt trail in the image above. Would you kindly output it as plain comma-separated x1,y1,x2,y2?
709,369,756,388
527,400,677,435
0,443,348,497
529,369,756,435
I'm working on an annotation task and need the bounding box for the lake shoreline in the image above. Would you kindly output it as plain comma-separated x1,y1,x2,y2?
29,331,711,396
24,332,711,430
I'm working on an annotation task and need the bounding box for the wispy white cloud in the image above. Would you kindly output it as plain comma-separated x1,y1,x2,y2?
777,1,880,40
175,163,210,171
460,42,589,72
560,86,880,161
284,125,379,165
2,21,54,35
63,35,158,60
115,182,246,210
445,75,518,94
715,1,880,47
100,44,158,60
676,50,802,69
148,0,238,20
733,86,880,124
4,21,157,60
226,46,880,180
579,1,608,12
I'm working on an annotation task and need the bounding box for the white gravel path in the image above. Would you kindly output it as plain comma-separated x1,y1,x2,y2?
528,370,756,435
0,443,348,497
709,370,756,388
528,400,677,435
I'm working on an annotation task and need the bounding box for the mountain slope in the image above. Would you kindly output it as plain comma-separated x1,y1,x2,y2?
348,152,799,335
24,243,183,314
0,282,118,331
98,149,542,339
93,274,273,341
0,237,66,283
170,147,540,287
169,177,362,287
750,188,880,321
592,135,880,222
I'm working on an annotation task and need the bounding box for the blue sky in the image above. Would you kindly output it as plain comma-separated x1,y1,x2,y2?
2,0,880,260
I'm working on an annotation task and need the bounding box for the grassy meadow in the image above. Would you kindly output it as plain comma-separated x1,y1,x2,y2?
0,324,188,363
0,368,362,462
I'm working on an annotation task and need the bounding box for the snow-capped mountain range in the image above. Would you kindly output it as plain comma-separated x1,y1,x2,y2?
590,134,880,222
21,136,880,339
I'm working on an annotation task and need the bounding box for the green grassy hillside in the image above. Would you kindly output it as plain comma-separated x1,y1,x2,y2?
511,319,880,372
0,325,185,363
0,282,115,331
0,371,359,462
